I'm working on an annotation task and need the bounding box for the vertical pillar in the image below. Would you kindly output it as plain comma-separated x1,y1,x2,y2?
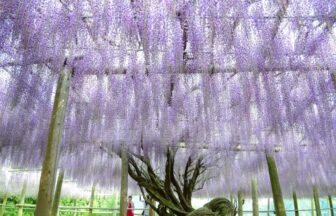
267,198,270,216
50,170,64,216
120,147,128,216
328,195,334,216
88,184,96,216
238,190,243,216
0,193,8,216
252,180,259,216
17,181,27,216
266,153,286,216
35,66,71,216
293,192,299,216
73,199,77,216
313,186,322,216
311,198,315,216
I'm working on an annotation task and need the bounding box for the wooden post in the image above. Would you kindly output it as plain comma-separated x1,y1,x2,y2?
329,195,334,216
311,198,315,216
35,66,71,216
0,193,8,216
88,184,96,216
252,180,259,216
238,190,243,216
266,153,286,216
50,170,64,216
313,186,322,216
120,147,128,216
293,192,299,216
73,199,77,216
17,181,27,216
267,198,270,216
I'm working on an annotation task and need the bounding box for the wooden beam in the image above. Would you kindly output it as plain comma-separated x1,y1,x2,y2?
50,170,64,216
35,65,71,216
266,153,286,216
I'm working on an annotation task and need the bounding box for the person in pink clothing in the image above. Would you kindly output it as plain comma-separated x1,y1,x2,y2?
127,195,135,216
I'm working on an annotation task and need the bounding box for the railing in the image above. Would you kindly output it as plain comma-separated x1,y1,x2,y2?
0,204,335,215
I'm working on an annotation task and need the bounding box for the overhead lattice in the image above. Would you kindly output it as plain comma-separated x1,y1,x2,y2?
0,0,335,197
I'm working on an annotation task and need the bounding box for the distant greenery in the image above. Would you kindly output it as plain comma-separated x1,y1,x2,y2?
0,195,120,216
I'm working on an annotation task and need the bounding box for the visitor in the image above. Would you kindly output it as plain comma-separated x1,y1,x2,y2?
127,195,134,216
140,195,151,216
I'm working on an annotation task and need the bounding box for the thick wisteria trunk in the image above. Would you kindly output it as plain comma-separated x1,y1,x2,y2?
17,181,27,216
50,170,64,216
238,191,243,216
0,193,8,216
328,195,334,216
251,180,258,216
313,186,322,216
266,154,286,216
293,192,299,216
35,66,71,216
120,147,128,216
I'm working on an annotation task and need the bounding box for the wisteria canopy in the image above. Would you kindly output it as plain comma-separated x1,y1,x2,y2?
0,0,335,198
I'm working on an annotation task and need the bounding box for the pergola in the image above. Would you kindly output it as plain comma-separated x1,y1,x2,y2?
0,0,335,215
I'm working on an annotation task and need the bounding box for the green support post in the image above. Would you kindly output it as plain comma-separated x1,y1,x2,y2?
35,66,71,216
312,198,315,216
0,193,8,216
50,170,64,216
252,180,259,216
88,184,96,216
266,153,286,216
17,181,27,216
238,190,243,216
293,192,299,216
73,199,77,216
328,195,334,216
120,147,128,216
313,186,322,216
